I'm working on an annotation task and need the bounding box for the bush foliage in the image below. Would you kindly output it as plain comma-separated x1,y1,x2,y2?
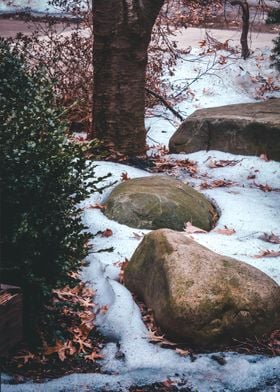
266,2,280,72
271,34,280,72
0,41,103,342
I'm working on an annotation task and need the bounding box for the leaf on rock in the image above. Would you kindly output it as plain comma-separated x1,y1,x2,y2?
184,222,207,234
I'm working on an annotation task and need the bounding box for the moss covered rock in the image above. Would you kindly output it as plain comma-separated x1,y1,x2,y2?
104,176,217,231
125,229,280,349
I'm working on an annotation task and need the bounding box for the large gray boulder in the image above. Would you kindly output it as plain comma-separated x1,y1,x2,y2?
125,229,280,349
169,99,280,161
104,176,217,231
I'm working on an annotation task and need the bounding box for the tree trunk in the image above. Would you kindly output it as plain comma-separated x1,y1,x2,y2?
231,0,250,60
92,0,164,157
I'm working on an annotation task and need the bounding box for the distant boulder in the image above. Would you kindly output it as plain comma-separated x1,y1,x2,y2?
104,176,217,231
125,229,280,349
169,99,280,161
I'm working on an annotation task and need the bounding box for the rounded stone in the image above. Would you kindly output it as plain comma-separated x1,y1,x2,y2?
104,176,217,231
169,99,280,161
125,229,280,349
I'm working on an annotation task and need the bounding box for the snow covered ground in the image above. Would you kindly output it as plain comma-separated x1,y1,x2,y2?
0,0,58,14
2,36,280,392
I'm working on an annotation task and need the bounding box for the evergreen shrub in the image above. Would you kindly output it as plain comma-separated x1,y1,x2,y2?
0,41,104,342
266,2,280,72
271,34,280,72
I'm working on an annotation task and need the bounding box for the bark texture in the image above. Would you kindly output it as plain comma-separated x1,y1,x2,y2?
231,0,250,59
93,0,164,157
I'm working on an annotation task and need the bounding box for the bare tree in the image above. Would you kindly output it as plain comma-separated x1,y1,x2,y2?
230,0,250,59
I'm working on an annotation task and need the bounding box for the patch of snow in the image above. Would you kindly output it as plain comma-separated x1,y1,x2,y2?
0,1,58,13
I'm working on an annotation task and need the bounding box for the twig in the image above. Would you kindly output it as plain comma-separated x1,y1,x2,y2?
145,87,184,121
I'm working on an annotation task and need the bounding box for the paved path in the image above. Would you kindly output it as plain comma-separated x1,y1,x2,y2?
174,27,278,50
0,19,278,50
0,19,72,38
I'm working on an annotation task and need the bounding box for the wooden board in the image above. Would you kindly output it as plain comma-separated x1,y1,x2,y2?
0,284,23,356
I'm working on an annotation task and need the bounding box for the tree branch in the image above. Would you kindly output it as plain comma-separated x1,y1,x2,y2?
145,87,184,121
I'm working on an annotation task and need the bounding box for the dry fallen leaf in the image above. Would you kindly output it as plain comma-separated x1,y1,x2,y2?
79,297,96,308
72,333,93,354
200,179,236,189
99,304,109,314
207,159,240,169
148,329,176,347
14,352,35,365
163,379,174,387
259,233,280,245
121,172,130,181
199,39,206,47
43,340,74,361
152,158,197,176
175,348,190,356
254,249,280,258
254,182,272,192
89,203,107,210
85,351,104,361
260,153,270,162
214,226,236,236
101,228,113,237
53,287,77,301
268,330,280,355
184,222,207,234
218,55,227,65
118,259,129,283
